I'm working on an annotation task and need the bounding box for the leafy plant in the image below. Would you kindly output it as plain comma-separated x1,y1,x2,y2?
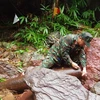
15,26,48,50
0,78,6,82
15,49,27,54
40,4,50,12
60,26,68,36
95,6,100,11
18,61,23,68
94,22,100,28
40,4,50,16
29,16,39,28
38,26,49,35
77,0,87,7
84,27,100,37
67,6,79,20
14,0,100,54
82,10,96,21
0,98,2,100
19,16,28,24
17,61,25,72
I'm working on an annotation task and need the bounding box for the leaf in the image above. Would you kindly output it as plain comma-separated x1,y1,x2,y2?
0,78,6,82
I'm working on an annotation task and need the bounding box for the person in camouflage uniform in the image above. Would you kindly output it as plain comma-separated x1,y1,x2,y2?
40,32,93,76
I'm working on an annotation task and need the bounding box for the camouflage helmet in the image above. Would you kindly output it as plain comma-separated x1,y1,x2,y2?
79,32,93,47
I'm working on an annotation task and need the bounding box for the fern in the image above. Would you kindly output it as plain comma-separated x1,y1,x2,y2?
68,6,79,20
82,10,96,21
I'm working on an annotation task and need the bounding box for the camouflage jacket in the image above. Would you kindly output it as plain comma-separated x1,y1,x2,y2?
49,34,86,68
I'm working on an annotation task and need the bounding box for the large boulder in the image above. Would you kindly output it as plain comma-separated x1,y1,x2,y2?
82,38,100,90
91,81,100,95
24,67,100,100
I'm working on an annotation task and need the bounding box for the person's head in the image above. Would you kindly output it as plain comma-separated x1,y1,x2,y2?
77,32,93,47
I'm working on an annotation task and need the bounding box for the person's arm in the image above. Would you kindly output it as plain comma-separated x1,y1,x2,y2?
60,36,79,69
79,49,87,76
62,47,79,69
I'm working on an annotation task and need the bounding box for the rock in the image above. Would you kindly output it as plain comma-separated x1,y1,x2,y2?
16,89,35,100
31,52,45,60
19,51,45,67
0,89,15,100
24,68,100,100
30,60,42,66
82,38,100,90
91,81,100,95
0,61,19,78
18,52,33,67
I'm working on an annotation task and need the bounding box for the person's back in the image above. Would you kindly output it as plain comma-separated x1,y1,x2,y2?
49,34,77,58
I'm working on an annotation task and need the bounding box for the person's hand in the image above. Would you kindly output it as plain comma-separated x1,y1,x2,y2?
82,67,87,76
71,62,80,70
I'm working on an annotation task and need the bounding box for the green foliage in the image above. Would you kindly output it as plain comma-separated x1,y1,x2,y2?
77,0,87,7
67,6,79,20
94,22,100,28
15,18,49,51
95,6,100,12
0,78,6,82
84,28,98,37
40,4,51,16
83,22,100,37
14,1,100,53
82,10,96,21
17,61,24,72
29,16,39,28
0,98,2,100
18,61,23,68
40,4,50,12
37,47,48,55
15,49,28,54
19,16,28,24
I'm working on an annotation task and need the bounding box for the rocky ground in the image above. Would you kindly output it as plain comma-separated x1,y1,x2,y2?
0,42,45,100
0,38,100,100
0,42,45,76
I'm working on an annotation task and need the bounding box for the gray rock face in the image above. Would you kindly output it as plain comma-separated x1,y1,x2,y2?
91,81,100,95
24,68,100,100
0,61,18,78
